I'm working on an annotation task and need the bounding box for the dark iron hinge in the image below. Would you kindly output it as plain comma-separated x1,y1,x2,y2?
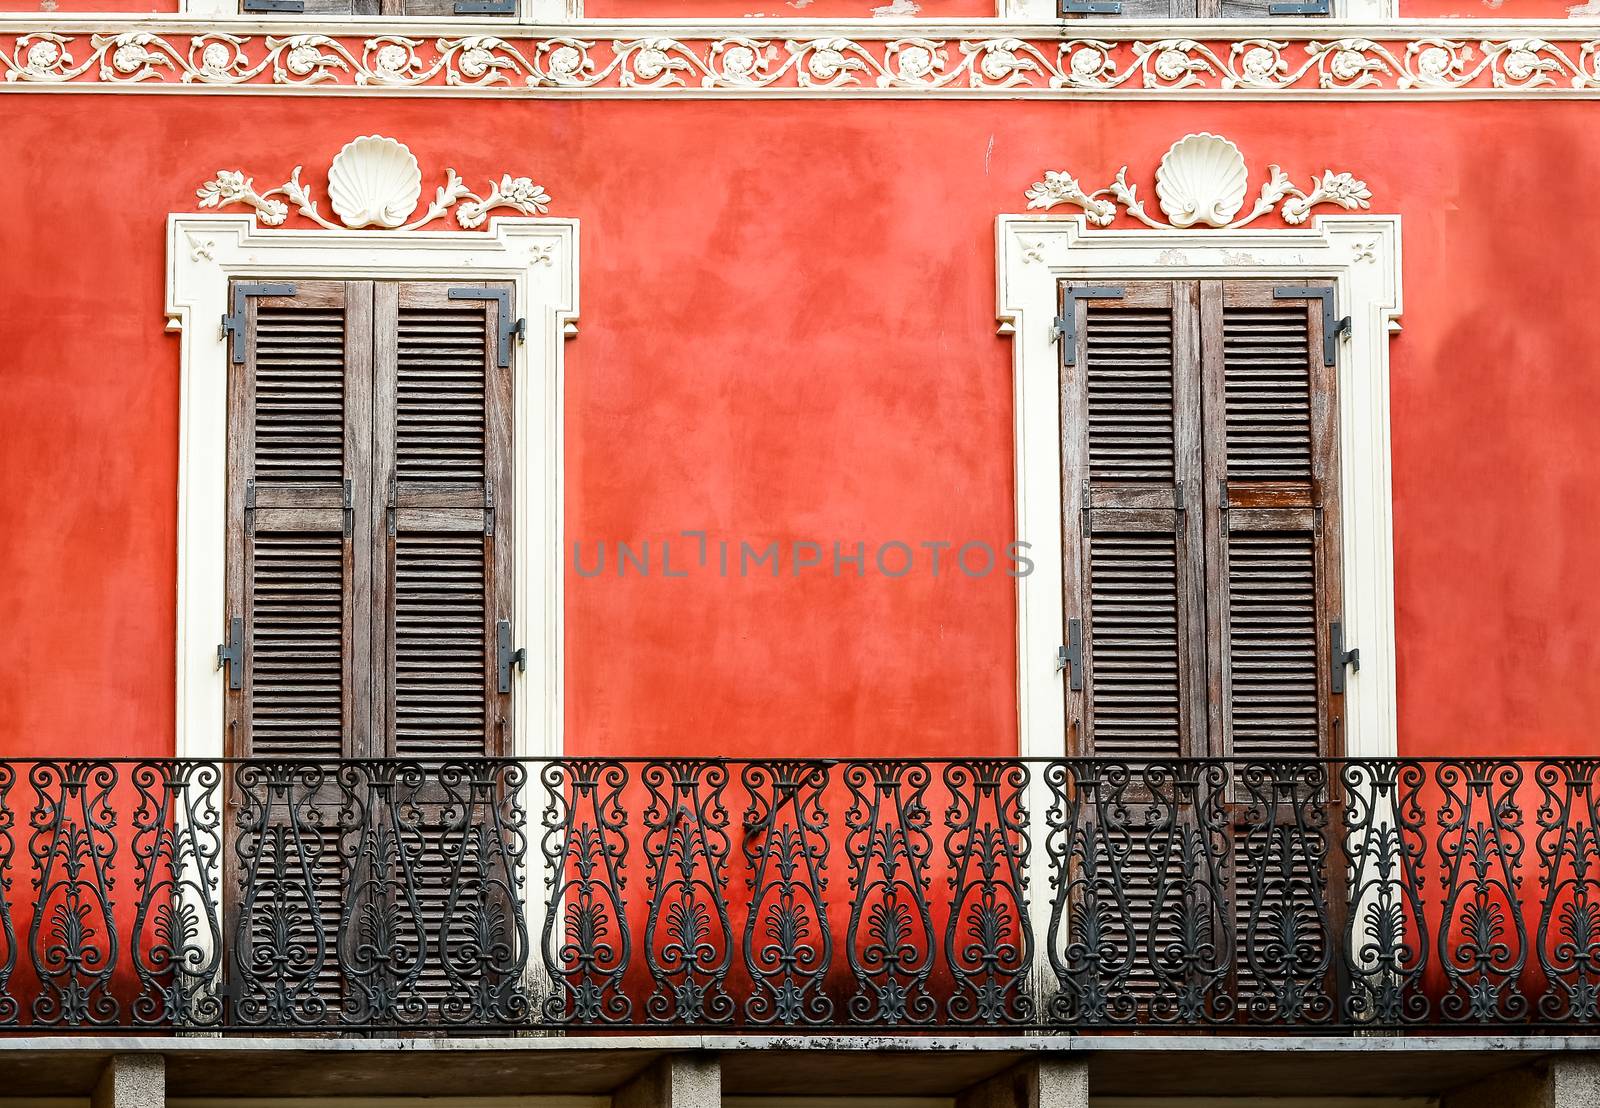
217,616,244,690
341,478,353,537
454,0,514,11
1268,0,1330,13
222,282,295,364
386,476,397,537
1058,618,1085,691
448,287,524,368
1330,619,1360,695
484,476,496,537
1273,285,1348,366
244,478,257,535
240,0,305,11
1056,285,1126,365
1059,0,1122,11
496,619,526,694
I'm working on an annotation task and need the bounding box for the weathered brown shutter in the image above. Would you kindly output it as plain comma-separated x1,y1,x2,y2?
371,281,513,760
1199,280,1343,761
1061,280,1209,761
226,280,373,761
224,280,376,1022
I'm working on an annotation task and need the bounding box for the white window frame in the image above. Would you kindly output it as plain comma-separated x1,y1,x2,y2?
995,212,1402,761
165,213,577,764
177,0,577,21
1003,0,1395,16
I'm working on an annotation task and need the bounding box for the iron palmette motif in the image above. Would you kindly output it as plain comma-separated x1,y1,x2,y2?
431,760,530,1026
129,759,223,1027
1341,759,1430,1025
1234,761,1334,1024
1044,759,1139,1025
943,760,1033,1025
28,761,120,1026
1535,759,1600,1022
741,760,833,1025
540,759,632,1025
228,760,341,1027
336,761,431,1027
641,760,734,1023
1142,761,1233,1024
842,760,936,1024
1435,759,1530,1023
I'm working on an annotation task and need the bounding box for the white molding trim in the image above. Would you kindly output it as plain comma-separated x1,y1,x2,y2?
7,25,1600,97
995,212,1401,760
165,213,577,764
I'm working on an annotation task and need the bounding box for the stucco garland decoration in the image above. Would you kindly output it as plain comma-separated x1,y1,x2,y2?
195,135,551,231
4,28,1600,94
1024,131,1371,230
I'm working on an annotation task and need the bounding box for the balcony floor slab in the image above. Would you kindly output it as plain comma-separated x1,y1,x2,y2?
0,1035,1596,1100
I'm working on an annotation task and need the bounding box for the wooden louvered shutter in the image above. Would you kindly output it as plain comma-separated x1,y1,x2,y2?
372,281,513,759
1061,280,1209,761
224,280,375,1021
1199,280,1343,761
225,280,373,761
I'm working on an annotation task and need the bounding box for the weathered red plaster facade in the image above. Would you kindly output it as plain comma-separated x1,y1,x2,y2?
4,0,1600,1097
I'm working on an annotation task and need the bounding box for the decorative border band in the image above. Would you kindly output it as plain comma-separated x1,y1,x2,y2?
6,27,1600,95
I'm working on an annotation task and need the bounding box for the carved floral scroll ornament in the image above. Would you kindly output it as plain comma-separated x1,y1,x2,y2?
1024,132,1371,231
195,134,551,231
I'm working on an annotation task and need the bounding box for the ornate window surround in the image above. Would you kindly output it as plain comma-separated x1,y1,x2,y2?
165,213,578,762
995,211,1402,760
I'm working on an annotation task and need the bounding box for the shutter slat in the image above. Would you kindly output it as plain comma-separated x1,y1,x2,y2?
1222,304,1313,483
1225,530,1321,761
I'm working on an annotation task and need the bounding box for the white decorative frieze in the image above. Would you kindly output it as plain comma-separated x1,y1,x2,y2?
1024,132,1371,230
4,28,1600,96
195,135,550,230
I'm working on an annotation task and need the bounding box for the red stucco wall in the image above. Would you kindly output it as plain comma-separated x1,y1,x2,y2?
3,97,1599,763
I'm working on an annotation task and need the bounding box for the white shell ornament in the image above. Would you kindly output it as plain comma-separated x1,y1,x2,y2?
1154,132,1250,229
327,135,423,229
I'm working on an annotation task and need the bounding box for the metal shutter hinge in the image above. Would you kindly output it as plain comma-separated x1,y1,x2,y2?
1330,619,1359,695
447,287,523,368
244,478,256,535
341,479,353,537
454,0,515,11
484,476,495,536
240,0,305,10
1056,285,1126,365
222,282,295,364
496,619,526,693
1059,0,1122,11
386,476,397,536
1273,285,1348,366
217,616,244,690
1058,618,1085,691
1267,0,1329,13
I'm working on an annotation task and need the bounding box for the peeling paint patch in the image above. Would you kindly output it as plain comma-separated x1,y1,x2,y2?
984,134,994,175
871,0,920,16
1569,0,1600,16
787,0,815,9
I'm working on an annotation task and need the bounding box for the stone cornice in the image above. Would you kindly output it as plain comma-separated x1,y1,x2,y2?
5,19,1600,96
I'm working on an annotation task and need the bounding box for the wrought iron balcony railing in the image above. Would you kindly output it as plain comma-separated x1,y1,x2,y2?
2,757,1597,1032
